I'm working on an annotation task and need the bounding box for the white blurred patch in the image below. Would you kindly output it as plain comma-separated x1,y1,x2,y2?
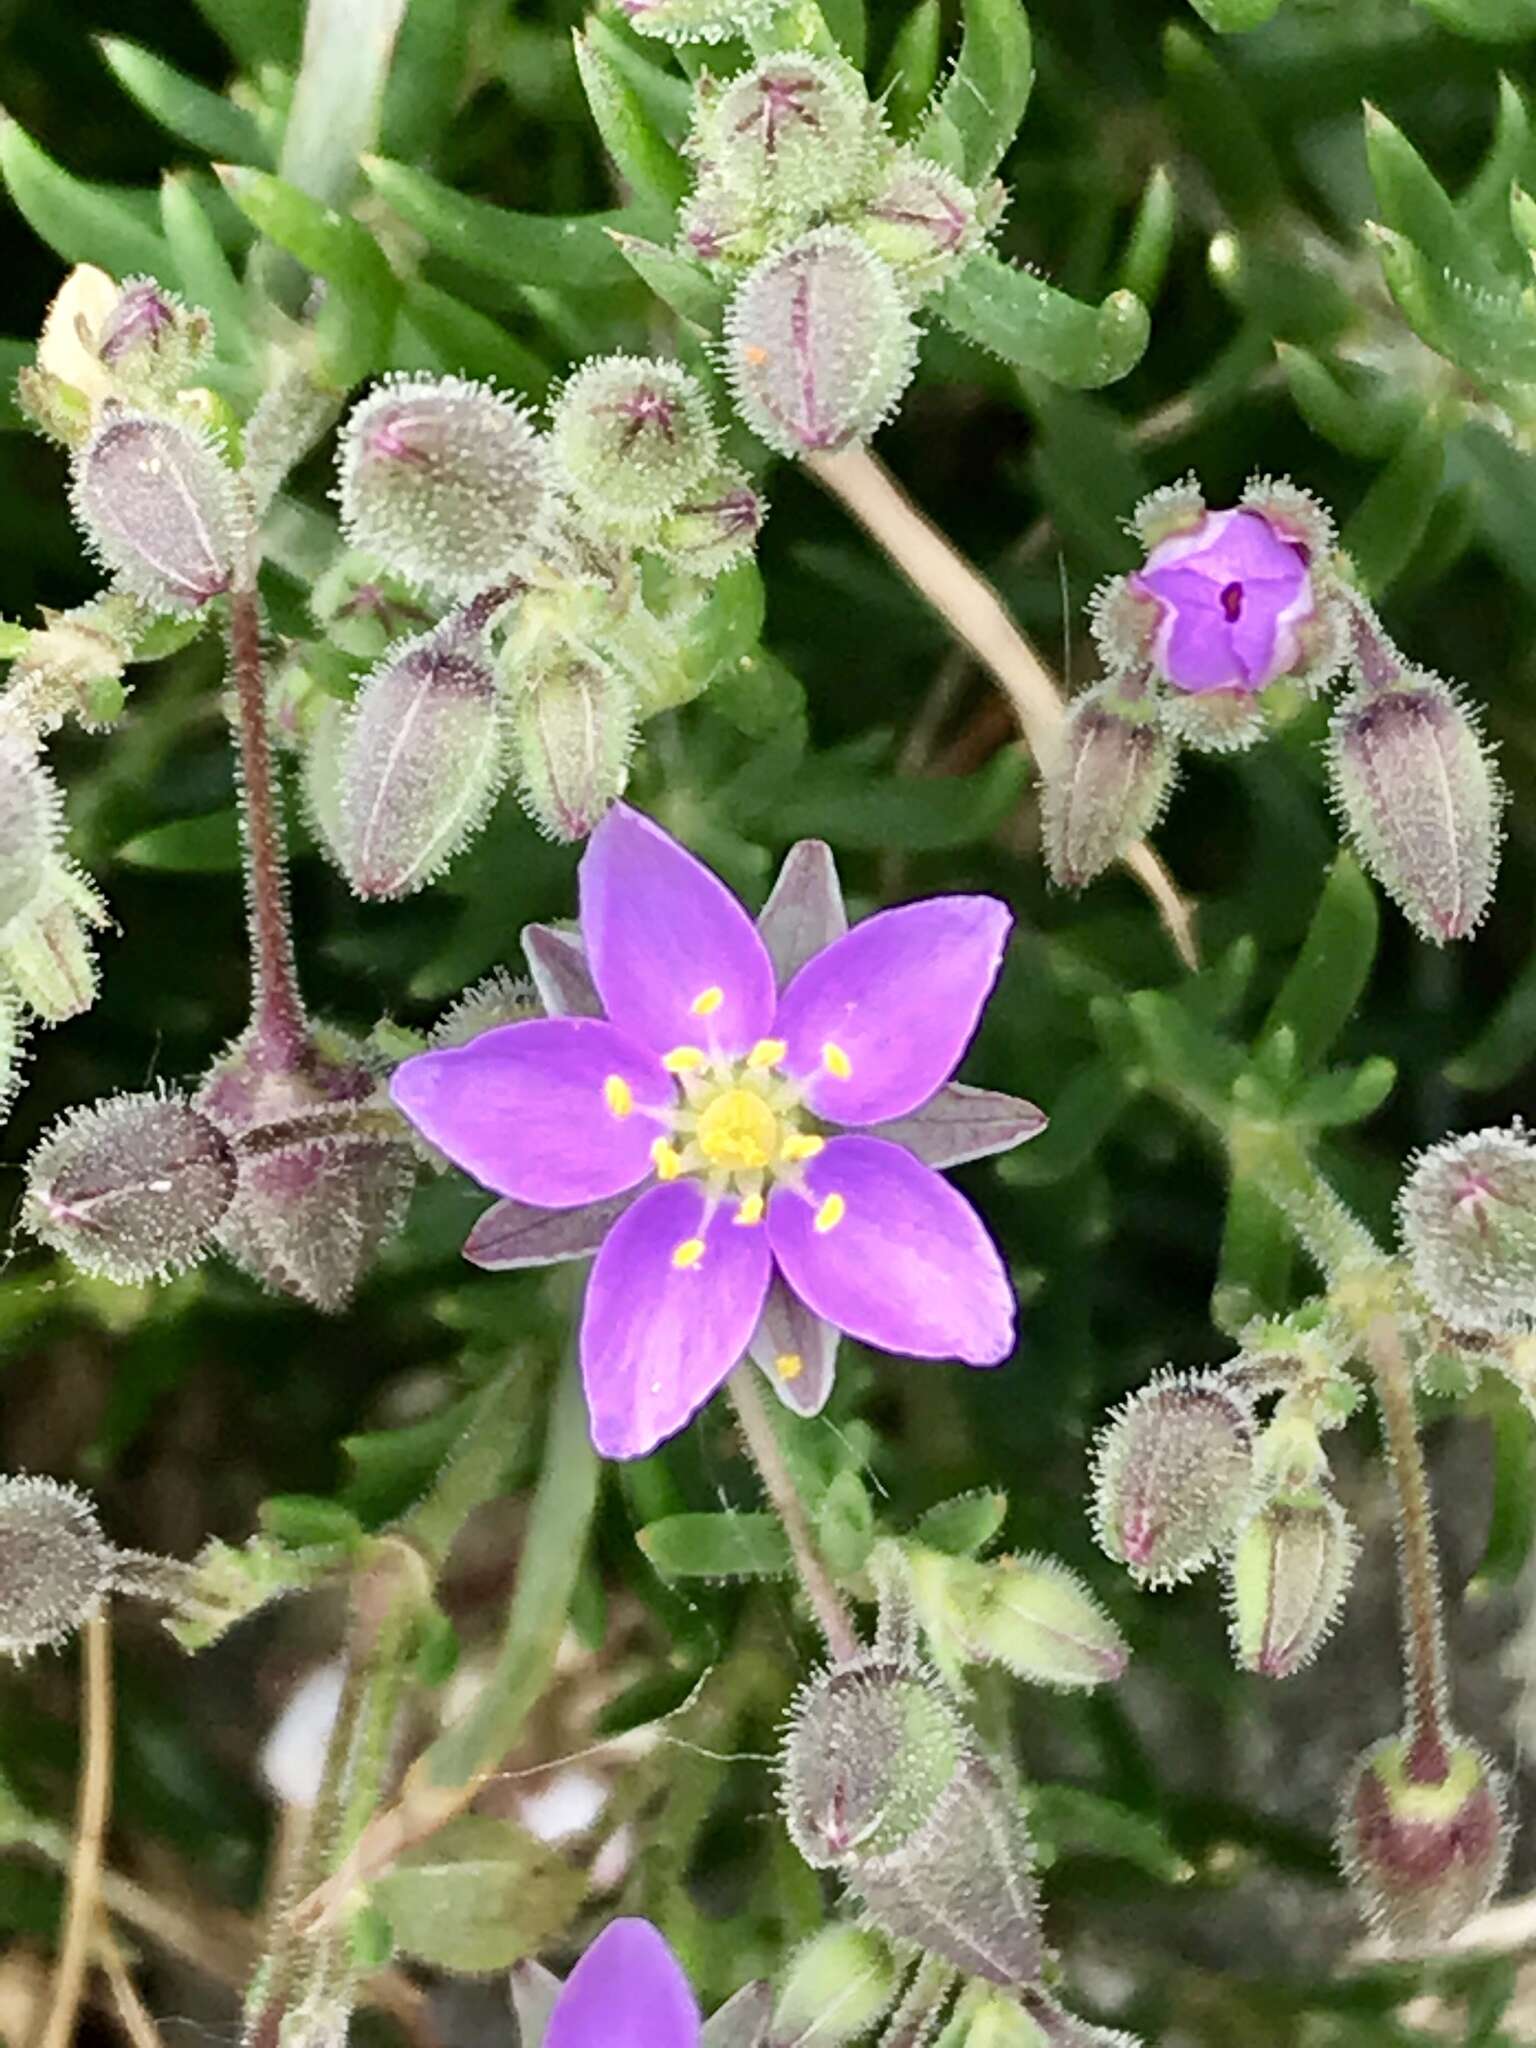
260,1661,345,1808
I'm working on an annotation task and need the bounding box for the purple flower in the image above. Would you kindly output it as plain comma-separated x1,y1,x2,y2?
391,806,1043,1458
1132,508,1314,695
544,1919,700,2048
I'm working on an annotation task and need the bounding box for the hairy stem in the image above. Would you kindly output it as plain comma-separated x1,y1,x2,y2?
806,445,1198,971
1365,1313,1453,1783
1232,1119,1384,1283
877,1957,955,2048
43,1608,114,2048
728,1367,860,1662
228,580,307,1069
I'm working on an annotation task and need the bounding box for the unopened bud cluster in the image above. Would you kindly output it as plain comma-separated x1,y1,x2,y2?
1399,1125,1536,1337
1047,475,1504,942
0,1473,182,1662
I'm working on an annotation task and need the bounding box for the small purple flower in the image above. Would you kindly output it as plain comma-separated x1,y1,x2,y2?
1132,508,1315,695
391,807,1043,1459
544,1919,700,2048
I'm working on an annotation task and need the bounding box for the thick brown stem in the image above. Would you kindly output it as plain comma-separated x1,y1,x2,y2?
228,581,307,1068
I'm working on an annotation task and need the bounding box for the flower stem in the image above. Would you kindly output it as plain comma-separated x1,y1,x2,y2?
1230,1118,1383,1284
805,445,1198,972
728,1367,860,1662
227,580,307,1071
42,1608,114,2048
1365,1313,1453,1784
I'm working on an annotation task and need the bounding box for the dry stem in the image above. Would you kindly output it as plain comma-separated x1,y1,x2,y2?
43,1608,114,2048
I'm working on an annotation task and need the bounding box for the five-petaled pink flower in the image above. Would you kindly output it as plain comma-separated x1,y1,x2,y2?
390,805,1043,1459
1133,507,1314,694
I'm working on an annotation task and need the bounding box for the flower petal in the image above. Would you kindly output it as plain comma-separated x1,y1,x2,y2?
463,1190,637,1270
581,1180,772,1459
871,1082,1047,1169
774,896,1012,1123
390,1019,670,1208
757,839,848,987
767,1136,1014,1365
546,1919,701,2048
748,1272,839,1417
580,804,775,1058
523,921,602,1019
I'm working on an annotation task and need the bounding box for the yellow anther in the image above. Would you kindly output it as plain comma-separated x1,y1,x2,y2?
651,1138,683,1182
775,1351,805,1381
747,1037,788,1069
671,1237,706,1270
697,1087,780,1172
822,1041,852,1080
603,1074,634,1119
690,985,725,1017
662,1045,706,1073
781,1133,825,1163
734,1193,765,1226
813,1193,846,1234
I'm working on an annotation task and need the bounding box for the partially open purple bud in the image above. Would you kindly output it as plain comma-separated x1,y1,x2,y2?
853,152,980,293
906,1545,1129,1690
1043,681,1176,889
512,652,636,842
71,408,238,611
1091,1370,1256,1587
1339,1734,1509,1944
619,0,780,41
1130,507,1315,695
96,277,212,394
0,1476,116,1661
725,228,918,458
694,56,879,228
1399,1126,1536,1335
770,1926,901,2048
337,374,547,598
1226,1486,1356,1679
22,1088,236,1282
335,622,508,899
1328,678,1502,944
550,355,718,536
654,467,764,575
0,736,61,930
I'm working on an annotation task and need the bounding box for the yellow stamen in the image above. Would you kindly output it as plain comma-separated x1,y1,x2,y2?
671,1237,706,1270
775,1351,805,1381
651,1138,683,1182
822,1041,852,1080
603,1074,634,1119
734,1193,764,1226
663,1045,706,1073
781,1133,825,1163
747,1037,787,1069
690,984,725,1017
697,1087,780,1172
813,1193,846,1234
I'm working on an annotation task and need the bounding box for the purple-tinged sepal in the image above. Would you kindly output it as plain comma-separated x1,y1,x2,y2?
1339,1733,1510,1944
1043,677,1176,888
512,651,637,843
853,152,981,294
870,1081,1046,1170
654,468,765,578
1090,1370,1257,1587
1225,1485,1357,1679
757,838,847,985
550,356,719,540
691,56,881,233
905,1544,1129,1691
747,1272,839,1417
1398,1125,1536,1336
522,922,602,1019
70,407,240,612
464,1191,637,1272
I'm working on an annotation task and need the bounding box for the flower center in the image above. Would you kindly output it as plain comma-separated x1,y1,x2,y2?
1220,580,1244,622
696,1086,780,1171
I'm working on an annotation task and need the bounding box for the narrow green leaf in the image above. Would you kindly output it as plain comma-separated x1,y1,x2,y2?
1185,0,1282,24
584,17,693,142
1262,854,1380,1071
818,0,868,64
1163,26,1283,228
257,1493,365,1549
734,748,1029,850
937,250,1149,389
817,1471,874,1577
394,278,552,396
1116,165,1176,307
1369,222,1536,387
573,31,689,212
1413,0,1536,39
116,810,242,873
1463,75,1535,257
191,0,304,67
879,0,943,138
1472,1387,1536,1588
918,0,1032,183
638,1512,794,1580
1292,1058,1397,1129
1364,103,1500,294
610,232,725,332
279,0,407,214
1212,1171,1292,1339
97,37,269,166
1341,423,1446,598
913,1489,1008,1556
382,0,473,162
0,116,171,278
362,154,638,292
1000,1058,1133,1185
373,1814,586,1972
159,175,250,358
1275,344,1414,461
1027,1785,1191,1882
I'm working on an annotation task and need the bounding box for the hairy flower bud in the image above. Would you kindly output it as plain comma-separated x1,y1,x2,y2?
725,229,918,458
0,864,109,1023
654,467,764,576
550,356,718,536
429,969,539,1050
334,622,508,899
854,153,980,292
96,277,212,395
782,1658,1043,1984
1328,678,1502,944
1226,1486,1356,1678
1339,1734,1509,1944
694,57,880,228
0,1475,116,1660
22,1087,236,1282
1399,1126,1536,1335
619,0,781,38
337,374,547,598
770,1926,901,2048
71,408,238,611
1091,1370,1256,1587
9,600,136,733
310,554,432,661
906,1545,1129,1690
680,178,772,270
1043,683,1176,889
512,652,636,842
0,736,61,930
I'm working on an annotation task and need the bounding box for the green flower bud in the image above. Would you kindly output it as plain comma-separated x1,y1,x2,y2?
23,1087,237,1283
935,1990,1049,2048
725,228,918,458
693,56,881,229
1090,1370,1256,1588
1328,676,1502,944
550,356,718,537
1225,1486,1356,1679
680,177,773,270
1043,681,1176,890
430,969,540,1050
0,1475,115,1661
1158,685,1268,755
853,152,980,293
0,863,110,1023
70,408,239,612
337,374,548,599
512,651,636,842
654,467,764,576
1339,1735,1509,1944
906,1545,1129,1690
1399,1126,1536,1336
0,736,61,930
310,554,433,661
770,1926,901,2048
